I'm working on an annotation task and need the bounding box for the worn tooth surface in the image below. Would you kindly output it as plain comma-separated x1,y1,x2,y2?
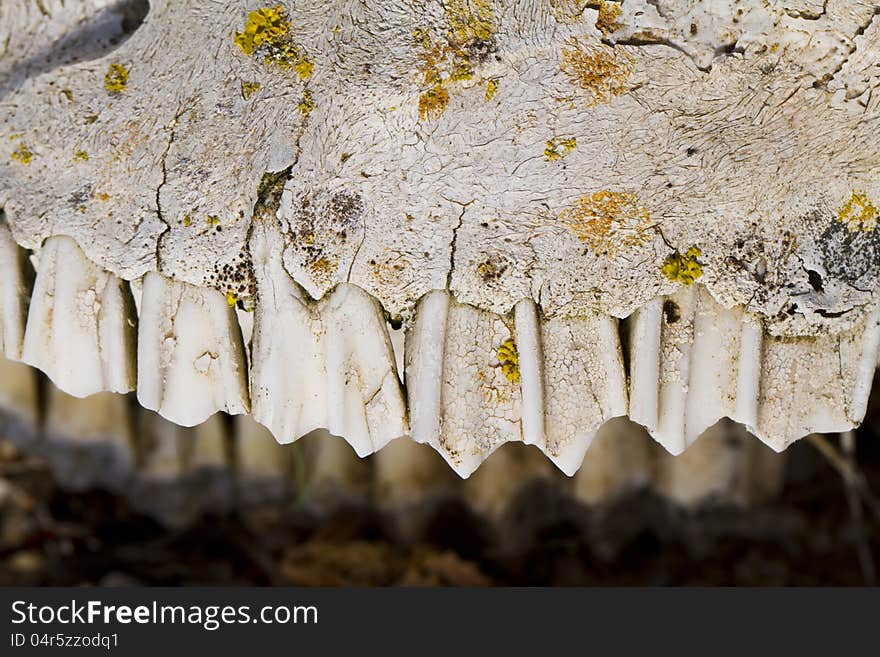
652,419,785,507
532,304,629,475
407,292,627,477
756,304,880,450
323,283,408,456
43,387,134,491
249,221,406,455
406,291,522,477
137,272,249,427
21,235,136,397
0,218,30,360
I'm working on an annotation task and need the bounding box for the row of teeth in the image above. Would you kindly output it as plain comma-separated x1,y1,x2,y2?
0,353,786,528
1,220,879,479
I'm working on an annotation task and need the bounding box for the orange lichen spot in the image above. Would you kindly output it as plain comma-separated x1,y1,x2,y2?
497,338,520,385
96,192,110,202
104,63,129,94
74,150,89,162
10,143,32,165
544,136,577,161
297,89,314,119
549,0,586,24
419,84,450,121
661,247,703,285
485,78,499,101
206,215,221,227
837,191,878,233
241,81,261,99
560,38,634,106
233,5,312,77
595,1,623,35
560,190,652,255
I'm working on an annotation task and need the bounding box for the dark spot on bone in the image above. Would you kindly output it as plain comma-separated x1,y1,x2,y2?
662,300,680,324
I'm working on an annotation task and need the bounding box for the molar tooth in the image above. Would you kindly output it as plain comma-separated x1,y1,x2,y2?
755,304,880,450
538,310,629,475
249,221,405,453
630,285,762,454
137,272,249,426
43,387,135,491
322,283,408,456
407,292,521,477
22,235,136,397
0,219,30,360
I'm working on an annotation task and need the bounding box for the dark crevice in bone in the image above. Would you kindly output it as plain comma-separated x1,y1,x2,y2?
0,0,150,101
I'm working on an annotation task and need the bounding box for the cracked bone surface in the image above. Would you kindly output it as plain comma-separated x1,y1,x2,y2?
1,0,880,481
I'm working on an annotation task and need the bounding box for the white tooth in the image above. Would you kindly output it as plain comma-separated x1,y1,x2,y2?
572,417,653,505
652,420,785,506
0,355,39,442
462,443,554,519
755,303,880,450
22,236,136,397
405,290,449,445
407,292,521,477
538,310,629,475
43,387,134,491
249,222,327,443
323,283,408,456
137,272,249,426
0,219,30,360
630,285,761,454
514,300,545,447
249,221,406,454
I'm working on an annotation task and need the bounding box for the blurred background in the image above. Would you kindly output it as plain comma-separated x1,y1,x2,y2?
1,356,878,586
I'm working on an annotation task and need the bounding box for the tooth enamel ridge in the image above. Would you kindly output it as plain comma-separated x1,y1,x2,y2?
137,271,249,427
21,235,137,398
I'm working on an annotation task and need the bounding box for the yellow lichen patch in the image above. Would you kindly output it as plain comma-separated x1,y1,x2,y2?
241,81,261,99
595,1,623,35
233,5,313,78
661,247,703,285
413,1,497,121
206,215,221,227
560,190,652,255
837,191,878,233
297,89,314,119
560,38,634,106
226,288,238,307
418,84,450,121
10,143,33,165
74,150,89,162
308,256,338,284
485,78,499,101
293,56,314,80
543,136,577,161
104,63,129,94
496,338,520,385
182,213,192,227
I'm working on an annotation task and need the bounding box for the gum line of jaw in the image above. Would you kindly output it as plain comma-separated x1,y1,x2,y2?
1,221,879,483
